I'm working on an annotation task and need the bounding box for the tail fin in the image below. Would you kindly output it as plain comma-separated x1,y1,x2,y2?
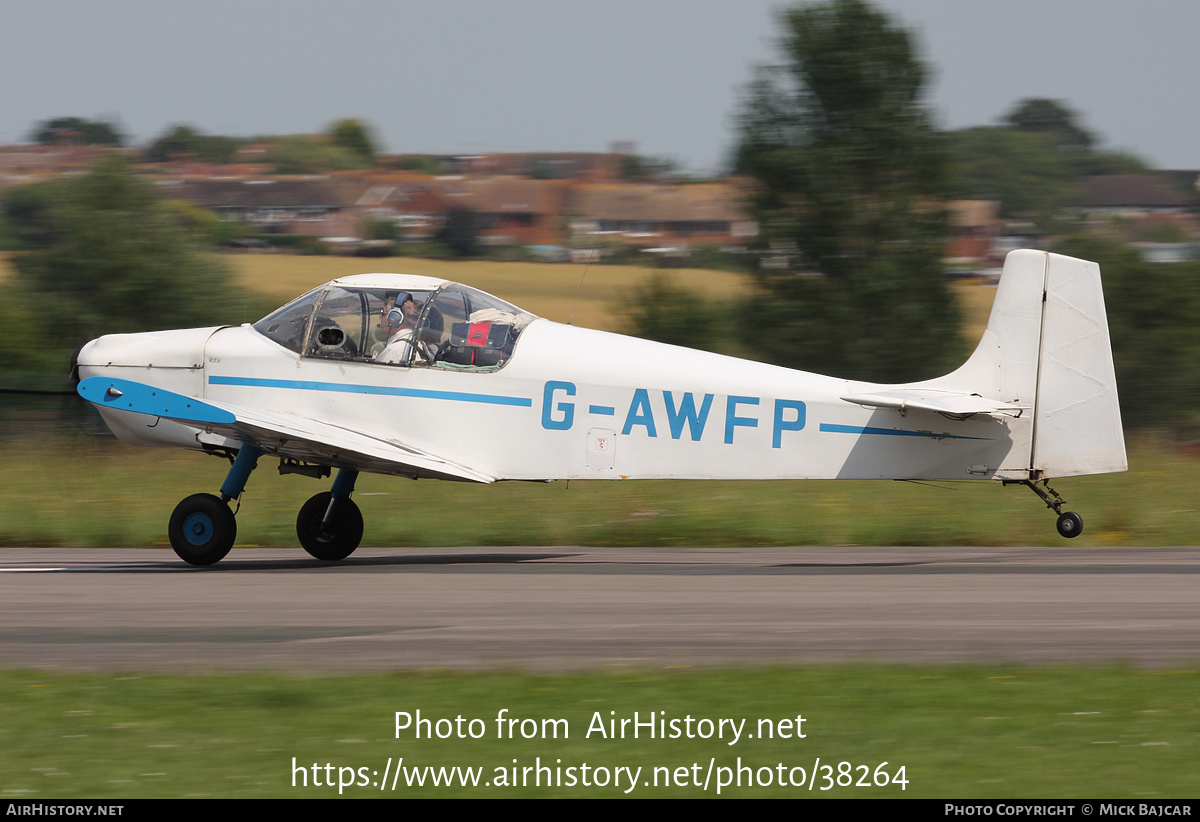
1030,252,1126,476
949,249,1126,478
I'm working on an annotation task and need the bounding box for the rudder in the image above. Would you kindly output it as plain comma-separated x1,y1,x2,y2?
1031,252,1126,477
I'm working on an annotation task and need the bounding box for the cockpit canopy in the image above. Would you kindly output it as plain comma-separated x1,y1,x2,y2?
252,277,536,370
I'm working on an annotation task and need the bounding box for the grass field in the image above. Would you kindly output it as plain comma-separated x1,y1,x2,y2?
225,252,1000,341
2,665,1197,798
227,254,756,333
1,249,999,339
0,431,1191,549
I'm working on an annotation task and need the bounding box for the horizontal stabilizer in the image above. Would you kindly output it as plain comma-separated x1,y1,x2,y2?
841,390,1028,419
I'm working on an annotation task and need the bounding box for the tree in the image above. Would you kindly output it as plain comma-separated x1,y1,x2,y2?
392,154,449,175
1053,236,1200,428
265,135,369,174
1004,98,1093,153
736,0,960,381
328,118,378,164
950,98,1149,228
948,127,1077,222
146,124,241,164
621,273,726,352
9,156,247,357
1,179,58,249
29,116,124,146
436,206,481,257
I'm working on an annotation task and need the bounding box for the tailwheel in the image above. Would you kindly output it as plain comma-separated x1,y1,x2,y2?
1008,479,1085,540
1056,511,1084,539
169,493,237,566
297,492,363,561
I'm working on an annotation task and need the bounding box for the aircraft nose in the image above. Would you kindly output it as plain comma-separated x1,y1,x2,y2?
73,336,108,382
72,326,219,387
69,344,83,385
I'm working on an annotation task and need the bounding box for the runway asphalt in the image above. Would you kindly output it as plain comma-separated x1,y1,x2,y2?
2,545,1198,671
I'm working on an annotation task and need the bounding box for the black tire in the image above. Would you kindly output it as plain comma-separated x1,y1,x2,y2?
1056,511,1084,539
168,493,237,566
297,493,363,561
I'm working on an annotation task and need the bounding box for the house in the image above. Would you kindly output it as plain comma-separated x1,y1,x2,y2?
453,152,622,182
0,144,106,183
162,177,356,236
1074,175,1200,263
349,176,455,240
945,200,1001,274
437,176,569,246
338,174,571,246
568,182,756,249
1076,174,1197,218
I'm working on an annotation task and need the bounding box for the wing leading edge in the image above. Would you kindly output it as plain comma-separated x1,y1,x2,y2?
77,376,494,483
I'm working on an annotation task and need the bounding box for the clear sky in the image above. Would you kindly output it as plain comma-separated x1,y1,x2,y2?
2,0,1196,172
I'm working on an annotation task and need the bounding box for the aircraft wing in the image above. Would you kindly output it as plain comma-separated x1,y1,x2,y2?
840,389,1028,419
77,376,495,483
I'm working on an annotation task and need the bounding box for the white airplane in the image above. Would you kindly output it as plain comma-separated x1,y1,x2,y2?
75,249,1126,566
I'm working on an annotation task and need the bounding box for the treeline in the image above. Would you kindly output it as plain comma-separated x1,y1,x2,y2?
26,116,382,175
0,157,271,373
949,98,1153,235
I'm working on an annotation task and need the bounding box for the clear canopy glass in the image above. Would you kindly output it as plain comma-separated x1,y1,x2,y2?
253,282,536,370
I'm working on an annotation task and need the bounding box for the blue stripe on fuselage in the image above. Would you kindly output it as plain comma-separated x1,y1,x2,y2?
208,376,533,407
819,423,987,441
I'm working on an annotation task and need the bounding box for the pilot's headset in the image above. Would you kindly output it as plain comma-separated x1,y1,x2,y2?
387,292,414,326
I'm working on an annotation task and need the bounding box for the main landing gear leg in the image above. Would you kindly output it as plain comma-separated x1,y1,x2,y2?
297,468,363,561
168,444,263,566
1010,478,1084,539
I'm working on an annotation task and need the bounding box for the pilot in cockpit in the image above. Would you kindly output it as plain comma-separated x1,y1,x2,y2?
375,291,421,364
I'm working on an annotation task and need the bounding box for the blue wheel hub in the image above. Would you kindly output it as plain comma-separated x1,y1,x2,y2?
183,512,215,546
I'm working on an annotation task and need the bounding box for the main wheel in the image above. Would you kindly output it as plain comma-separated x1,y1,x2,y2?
297,492,363,561
1056,511,1084,539
168,493,237,566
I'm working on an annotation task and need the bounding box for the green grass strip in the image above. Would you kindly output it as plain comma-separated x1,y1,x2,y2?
1,666,1197,798
0,434,1193,548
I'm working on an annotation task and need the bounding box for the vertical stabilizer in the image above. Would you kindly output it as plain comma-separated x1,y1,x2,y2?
1031,253,1127,477
945,249,1047,407
919,249,1126,480
915,249,1048,477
